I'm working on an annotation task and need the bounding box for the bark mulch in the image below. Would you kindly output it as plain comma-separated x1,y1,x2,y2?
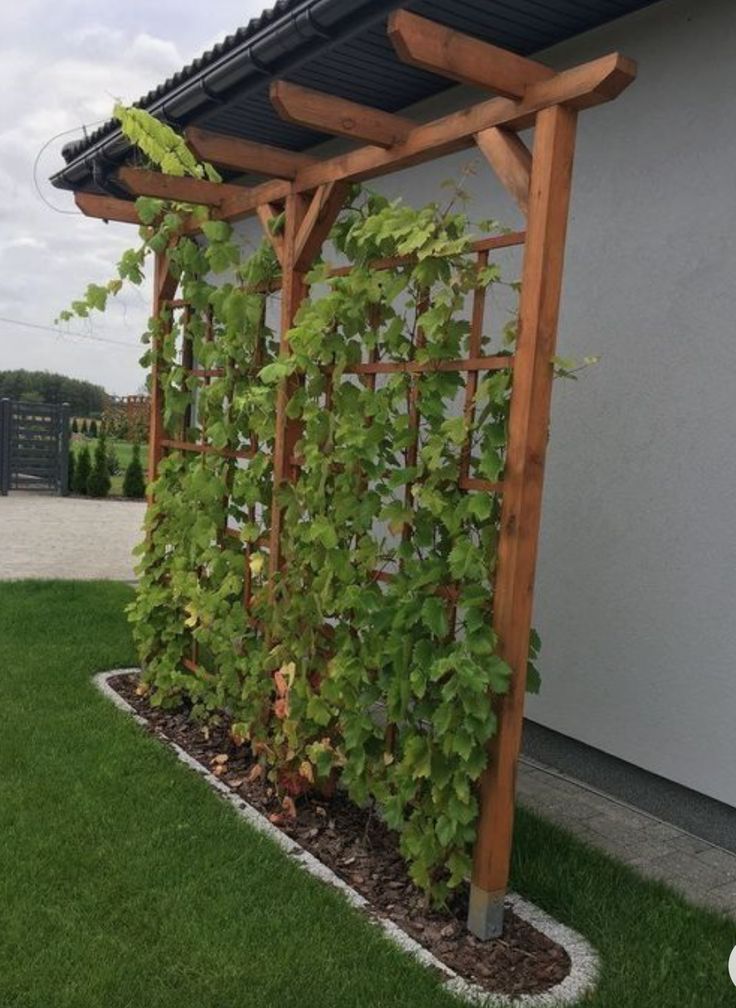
111,673,570,998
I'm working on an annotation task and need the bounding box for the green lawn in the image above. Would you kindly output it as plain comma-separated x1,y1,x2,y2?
0,581,732,1007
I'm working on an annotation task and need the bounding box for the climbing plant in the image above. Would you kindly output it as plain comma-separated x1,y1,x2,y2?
60,105,563,905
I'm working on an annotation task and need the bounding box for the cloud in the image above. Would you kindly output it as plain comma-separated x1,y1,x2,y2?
0,0,265,393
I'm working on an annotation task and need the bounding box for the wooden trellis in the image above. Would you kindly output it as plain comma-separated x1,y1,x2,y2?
76,10,636,938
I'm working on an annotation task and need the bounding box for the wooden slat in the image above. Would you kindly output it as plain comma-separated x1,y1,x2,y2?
475,128,532,216
345,355,512,376
269,191,310,586
160,438,256,460
460,250,490,482
469,104,578,940
270,81,413,148
148,253,178,490
185,126,317,178
327,231,526,278
388,10,554,98
116,167,246,207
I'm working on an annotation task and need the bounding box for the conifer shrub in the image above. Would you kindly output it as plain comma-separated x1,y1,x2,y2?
73,445,90,495
87,433,111,498
122,442,146,499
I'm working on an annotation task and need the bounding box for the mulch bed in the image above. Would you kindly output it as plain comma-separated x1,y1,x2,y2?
111,673,570,997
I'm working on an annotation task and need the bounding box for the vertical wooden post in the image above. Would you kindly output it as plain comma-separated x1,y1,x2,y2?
147,251,178,496
268,190,310,584
468,104,578,939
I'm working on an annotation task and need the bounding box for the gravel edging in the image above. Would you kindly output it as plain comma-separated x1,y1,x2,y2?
94,669,599,1007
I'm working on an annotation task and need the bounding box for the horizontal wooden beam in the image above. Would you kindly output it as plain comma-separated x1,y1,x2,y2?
270,80,413,148
388,10,554,98
475,128,532,216
116,166,246,206
289,53,636,194
78,54,635,230
75,192,141,224
185,126,316,179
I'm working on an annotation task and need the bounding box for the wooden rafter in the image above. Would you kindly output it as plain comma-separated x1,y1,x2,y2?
475,128,532,216
81,54,634,230
270,80,413,148
388,10,554,98
116,166,246,206
75,192,141,224
185,126,316,179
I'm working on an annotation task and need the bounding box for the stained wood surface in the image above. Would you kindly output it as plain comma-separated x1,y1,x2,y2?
388,10,554,98
475,128,532,216
270,81,413,148
471,104,579,902
185,126,317,178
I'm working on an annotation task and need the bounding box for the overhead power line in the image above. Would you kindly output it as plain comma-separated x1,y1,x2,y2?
0,315,141,349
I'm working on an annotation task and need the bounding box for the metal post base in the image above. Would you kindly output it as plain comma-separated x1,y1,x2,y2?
467,883,505,940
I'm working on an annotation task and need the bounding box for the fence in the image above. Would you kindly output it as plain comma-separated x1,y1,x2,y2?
0,399,70,495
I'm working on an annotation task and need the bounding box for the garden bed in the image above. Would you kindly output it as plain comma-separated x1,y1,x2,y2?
108,671,589,1003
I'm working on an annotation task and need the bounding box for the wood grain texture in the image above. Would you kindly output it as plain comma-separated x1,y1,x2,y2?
270,81,414,149
388,10,554,98
475,128,532,216
185,126,316,178
471,104,579,904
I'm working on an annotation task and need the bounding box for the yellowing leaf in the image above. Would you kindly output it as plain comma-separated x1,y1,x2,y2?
248,552,265,575
299,760,315,784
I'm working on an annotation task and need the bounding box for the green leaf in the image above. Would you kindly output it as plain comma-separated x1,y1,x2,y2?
421,596,448,638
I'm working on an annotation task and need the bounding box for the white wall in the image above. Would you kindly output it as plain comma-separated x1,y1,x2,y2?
234,0,736,806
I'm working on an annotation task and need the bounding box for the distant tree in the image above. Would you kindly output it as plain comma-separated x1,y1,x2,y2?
87,432,111,498
0,370,106,415
71,417,78,434
68,448,75,491
81,419,88,435
123,442,146,499
89,419,98,438
73,445,91,495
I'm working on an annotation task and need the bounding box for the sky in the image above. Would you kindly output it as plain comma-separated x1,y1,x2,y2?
0,0,270,395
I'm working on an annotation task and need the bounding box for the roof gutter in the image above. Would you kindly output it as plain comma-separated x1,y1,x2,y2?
51,0,404,193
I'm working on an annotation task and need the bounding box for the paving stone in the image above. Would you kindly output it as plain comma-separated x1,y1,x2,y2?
648,850,726,891
694,846,736,881
707,881,736,912
667,833,714,855
518,760,736,919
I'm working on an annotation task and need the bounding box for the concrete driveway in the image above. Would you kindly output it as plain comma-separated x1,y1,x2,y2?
0,494,146,581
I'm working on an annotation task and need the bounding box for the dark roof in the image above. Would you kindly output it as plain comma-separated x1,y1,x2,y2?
51,0,657,193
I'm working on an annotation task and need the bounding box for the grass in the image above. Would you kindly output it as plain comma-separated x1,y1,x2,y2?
0,580,732,1007
71,438,135,495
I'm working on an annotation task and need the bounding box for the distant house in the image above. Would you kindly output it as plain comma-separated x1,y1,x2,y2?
52,0,736,818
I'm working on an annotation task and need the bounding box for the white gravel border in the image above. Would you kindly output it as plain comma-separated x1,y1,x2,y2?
94,669,599,1007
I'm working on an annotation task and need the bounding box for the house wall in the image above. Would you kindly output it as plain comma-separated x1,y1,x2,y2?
233,0,736,807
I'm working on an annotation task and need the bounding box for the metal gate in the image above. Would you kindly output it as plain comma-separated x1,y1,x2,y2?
0,399,70,495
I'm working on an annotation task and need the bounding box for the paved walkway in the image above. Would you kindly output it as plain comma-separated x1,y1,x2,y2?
0,494,145,581
518,757,736,919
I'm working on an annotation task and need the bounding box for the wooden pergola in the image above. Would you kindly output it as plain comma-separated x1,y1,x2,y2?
75,11,636,939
